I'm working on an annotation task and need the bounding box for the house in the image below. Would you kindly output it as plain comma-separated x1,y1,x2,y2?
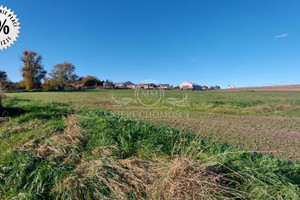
158,84,170,90
103,82,115,89
228,84,235,89
179,81,202,90
114,81,135,89
138,83,158,89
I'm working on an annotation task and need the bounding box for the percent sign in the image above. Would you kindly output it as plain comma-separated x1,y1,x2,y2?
0,19,10,35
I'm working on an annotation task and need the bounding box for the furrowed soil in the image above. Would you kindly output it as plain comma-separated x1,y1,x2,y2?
227,84,300,92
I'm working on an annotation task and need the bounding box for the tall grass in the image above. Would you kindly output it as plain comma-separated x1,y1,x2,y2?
0,99,299,199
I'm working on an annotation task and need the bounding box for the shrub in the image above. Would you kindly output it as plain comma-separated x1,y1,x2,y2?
76,76,103,87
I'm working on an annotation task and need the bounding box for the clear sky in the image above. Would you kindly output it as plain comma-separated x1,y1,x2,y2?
0,0,299,88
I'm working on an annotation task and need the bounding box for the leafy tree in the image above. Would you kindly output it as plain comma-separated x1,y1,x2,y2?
76,76,102,87
42,78,56,91
20,51,46,90
209,85,221,90
49,62,78,90
105,79,113,86
0,70,7,82
0,70,8,90
5,81,25,90
202,85,209,91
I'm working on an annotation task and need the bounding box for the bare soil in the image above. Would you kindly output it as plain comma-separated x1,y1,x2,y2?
227,85,300,92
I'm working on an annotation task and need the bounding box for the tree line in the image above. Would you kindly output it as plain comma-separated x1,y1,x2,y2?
0,50,112,91
1,50,221,91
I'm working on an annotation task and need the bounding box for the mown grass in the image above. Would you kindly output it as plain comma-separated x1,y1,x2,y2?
0,97,299,199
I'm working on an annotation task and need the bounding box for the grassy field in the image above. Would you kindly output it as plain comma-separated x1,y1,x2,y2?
6,89,300,160
0,96,299,199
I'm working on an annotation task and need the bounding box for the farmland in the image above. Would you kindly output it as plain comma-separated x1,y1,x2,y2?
0,89,300,199
227,85,300,92
6,89,300,160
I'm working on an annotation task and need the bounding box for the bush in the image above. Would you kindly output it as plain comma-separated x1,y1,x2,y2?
76,76,103,87
0,92,4,108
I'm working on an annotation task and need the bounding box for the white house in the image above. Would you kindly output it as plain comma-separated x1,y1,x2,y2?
228,84,235,89
158,84,170,89
136,83,170,90
179,81,202,90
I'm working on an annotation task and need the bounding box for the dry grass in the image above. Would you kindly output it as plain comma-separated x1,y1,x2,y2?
150,157,241,200
148,141,243,200
36,114,83,164
53,157,154,200
254,103,295,114
274,103,294,111
52,142,243,200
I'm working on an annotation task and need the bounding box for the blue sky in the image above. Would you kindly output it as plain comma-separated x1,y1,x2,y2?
0,0,299,88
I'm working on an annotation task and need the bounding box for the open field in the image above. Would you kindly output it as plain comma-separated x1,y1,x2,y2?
6,89,300,160
227,85,300,92
0,96,299,199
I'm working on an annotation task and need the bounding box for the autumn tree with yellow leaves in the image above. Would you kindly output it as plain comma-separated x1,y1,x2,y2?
20,50,46,90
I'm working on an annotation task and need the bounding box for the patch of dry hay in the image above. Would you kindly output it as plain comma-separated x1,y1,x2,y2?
36,114,83,164
53,147,242,200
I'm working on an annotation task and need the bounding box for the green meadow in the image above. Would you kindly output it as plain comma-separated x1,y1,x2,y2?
0,89,299,199
6,89,300,160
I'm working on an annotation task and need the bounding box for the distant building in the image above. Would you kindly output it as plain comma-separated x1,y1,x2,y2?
179,81,202,90
138,83,158,89
158,84,170,89
228,84,235,89
114,81,135,89
103,82,115,89
136,83,170,90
